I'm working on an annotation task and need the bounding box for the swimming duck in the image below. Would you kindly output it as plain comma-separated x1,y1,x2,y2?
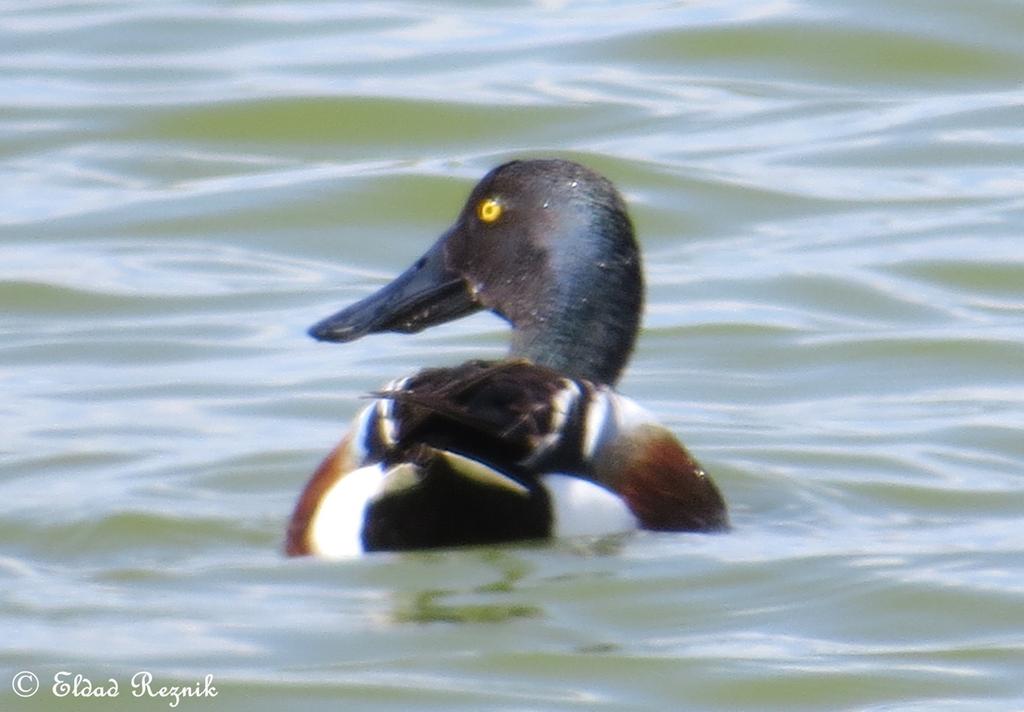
286,159,727,557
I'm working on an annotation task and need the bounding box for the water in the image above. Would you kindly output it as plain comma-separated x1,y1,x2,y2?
2,1,1023,709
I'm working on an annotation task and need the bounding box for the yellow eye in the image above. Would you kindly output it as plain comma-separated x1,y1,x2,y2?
476,197,503,224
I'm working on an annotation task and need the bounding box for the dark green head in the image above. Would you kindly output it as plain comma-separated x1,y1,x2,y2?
309,159,644,386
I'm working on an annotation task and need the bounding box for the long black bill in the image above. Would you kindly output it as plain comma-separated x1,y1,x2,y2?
309,232,481,343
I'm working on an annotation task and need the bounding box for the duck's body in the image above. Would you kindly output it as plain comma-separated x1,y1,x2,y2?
287,159,727,557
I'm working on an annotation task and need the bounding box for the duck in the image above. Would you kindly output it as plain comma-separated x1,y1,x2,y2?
286,159,728,557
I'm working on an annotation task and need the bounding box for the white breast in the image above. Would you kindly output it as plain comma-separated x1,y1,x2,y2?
306,464,386,559
541,474,637,538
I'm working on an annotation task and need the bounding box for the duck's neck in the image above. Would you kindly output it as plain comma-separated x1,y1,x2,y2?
509,247,643,386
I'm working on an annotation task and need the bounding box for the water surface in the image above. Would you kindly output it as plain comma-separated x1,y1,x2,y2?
2,1,1023,710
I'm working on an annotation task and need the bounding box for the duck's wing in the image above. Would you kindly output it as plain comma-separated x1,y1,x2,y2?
286,360,727,556
372,360,584,469
375,359,728,532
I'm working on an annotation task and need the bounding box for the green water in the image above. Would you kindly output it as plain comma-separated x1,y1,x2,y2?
2,1,1023,710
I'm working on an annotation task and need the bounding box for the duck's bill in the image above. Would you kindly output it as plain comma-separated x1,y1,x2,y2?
308,233,481,343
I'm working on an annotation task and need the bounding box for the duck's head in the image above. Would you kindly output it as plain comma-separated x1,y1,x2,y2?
309,159,643,386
